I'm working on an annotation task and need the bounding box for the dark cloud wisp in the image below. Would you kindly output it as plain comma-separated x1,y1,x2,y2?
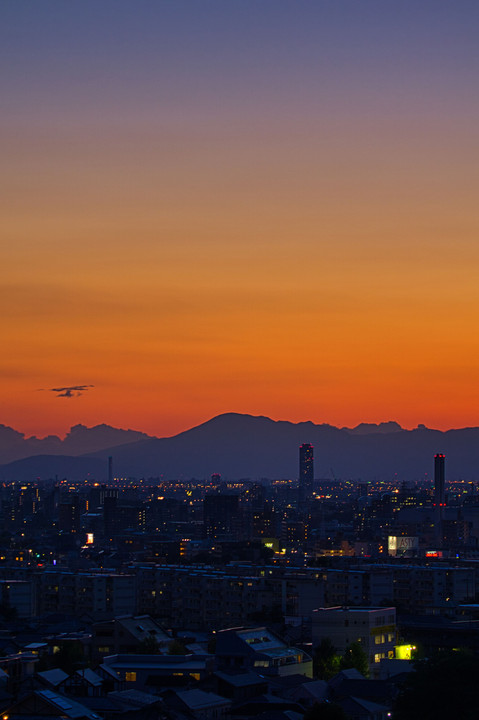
41,385,95,398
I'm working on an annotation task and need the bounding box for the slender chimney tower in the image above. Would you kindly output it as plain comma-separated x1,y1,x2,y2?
108,456,113,485
434,453,445,547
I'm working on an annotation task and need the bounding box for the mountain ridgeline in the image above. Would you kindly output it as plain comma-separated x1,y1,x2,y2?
0,413,478,482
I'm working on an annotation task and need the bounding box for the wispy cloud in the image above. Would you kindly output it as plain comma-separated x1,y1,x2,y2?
40,384,95,398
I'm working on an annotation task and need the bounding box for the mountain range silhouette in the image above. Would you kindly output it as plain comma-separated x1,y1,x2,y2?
1,413,478,482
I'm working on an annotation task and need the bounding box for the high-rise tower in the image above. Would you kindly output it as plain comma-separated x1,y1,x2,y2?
299,443,314,502
434,454,445,506
434,453,446,547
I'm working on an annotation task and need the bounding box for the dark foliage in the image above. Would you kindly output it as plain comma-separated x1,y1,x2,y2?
340,641,369,677
393,649,479,720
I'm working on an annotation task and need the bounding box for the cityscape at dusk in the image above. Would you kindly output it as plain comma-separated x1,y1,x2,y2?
2,3,479,719
3,1,479,438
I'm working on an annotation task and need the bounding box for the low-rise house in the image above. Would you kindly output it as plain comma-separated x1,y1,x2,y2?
215,627,313,678
107,688,165,717
214,670,268,702
162,688,231,720
0,651,38,694
91,614,170,664
101,652,214,691
337,695,391,720
65,668,104,697
36,668,69,692
96,663,125,693
281,679,328,708
228,693,304,718
5,688,103,720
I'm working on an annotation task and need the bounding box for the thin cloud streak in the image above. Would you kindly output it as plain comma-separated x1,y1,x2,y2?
40,385,95,398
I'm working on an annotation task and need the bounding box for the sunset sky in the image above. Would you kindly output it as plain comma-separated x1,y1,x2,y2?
2,1,479,438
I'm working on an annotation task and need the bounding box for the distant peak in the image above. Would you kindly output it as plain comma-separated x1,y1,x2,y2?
346,421,403,435
69,423,88,433
203,412,273,424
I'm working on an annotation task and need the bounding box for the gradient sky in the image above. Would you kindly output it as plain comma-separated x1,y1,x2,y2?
2,1,479,438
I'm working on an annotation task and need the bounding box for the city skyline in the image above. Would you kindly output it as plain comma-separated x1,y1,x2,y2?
2,1,479,438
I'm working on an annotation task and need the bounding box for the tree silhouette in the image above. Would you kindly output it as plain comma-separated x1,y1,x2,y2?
313,638,341,680
340,641,369,677
393,649,479,720
168,639,187,655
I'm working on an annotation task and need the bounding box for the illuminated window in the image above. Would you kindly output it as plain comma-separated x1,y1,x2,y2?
125,672,136,682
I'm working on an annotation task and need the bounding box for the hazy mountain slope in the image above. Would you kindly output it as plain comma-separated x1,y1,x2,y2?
0,454,107,482
0,423,152,464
